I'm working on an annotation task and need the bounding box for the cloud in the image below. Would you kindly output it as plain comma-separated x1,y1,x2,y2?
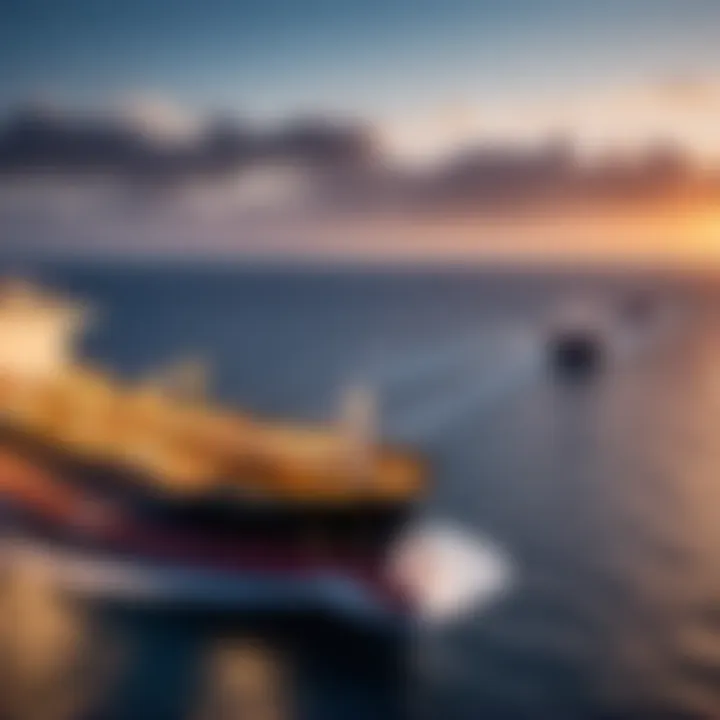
0,93,719,258
381,102,484,167
380,76,720,164
644,77,720,111
111,95,203,144
0,104,377,181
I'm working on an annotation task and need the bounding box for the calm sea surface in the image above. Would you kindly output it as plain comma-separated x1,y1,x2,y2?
10,264,720,719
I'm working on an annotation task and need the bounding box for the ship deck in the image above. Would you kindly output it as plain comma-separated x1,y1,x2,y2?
0,367,424,506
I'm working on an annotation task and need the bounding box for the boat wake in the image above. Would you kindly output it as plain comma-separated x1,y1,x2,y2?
387,520,514,626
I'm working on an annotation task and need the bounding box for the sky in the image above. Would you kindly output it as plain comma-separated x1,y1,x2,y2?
2,0,720,260
3,0,720,151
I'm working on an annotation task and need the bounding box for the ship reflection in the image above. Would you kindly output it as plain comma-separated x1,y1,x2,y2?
193,638,291,720
0,551,121,720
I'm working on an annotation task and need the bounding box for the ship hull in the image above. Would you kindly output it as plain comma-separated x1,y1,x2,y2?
0,424,415,619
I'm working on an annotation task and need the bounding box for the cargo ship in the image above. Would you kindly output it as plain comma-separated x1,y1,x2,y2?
0,280,425,621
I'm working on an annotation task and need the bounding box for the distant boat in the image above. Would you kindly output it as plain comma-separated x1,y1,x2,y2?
545,298,610,380
548,327,604,378
617,291,659,329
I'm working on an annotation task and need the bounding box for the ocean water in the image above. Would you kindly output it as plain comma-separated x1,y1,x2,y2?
6,264,720,719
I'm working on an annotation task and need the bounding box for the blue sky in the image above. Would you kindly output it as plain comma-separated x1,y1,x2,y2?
3,0,720,121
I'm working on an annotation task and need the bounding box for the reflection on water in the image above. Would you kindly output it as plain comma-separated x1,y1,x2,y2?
0,554,121,720
193,639,291,720
420,298,720,719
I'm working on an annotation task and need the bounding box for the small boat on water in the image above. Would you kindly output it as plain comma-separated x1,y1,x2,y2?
618,291,658,328
545,298,610,380
0,280,426,621
548,328,605,378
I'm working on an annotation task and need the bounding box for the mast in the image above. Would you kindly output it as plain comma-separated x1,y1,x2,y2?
144,357,209,400
338,384,378,478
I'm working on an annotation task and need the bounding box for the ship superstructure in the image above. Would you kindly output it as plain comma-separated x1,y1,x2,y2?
0,280,421,502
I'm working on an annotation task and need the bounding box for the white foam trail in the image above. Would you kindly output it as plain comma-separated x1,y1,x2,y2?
0,538,157,597
387,521,513,626
361,324,518,396
390,345,539,442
